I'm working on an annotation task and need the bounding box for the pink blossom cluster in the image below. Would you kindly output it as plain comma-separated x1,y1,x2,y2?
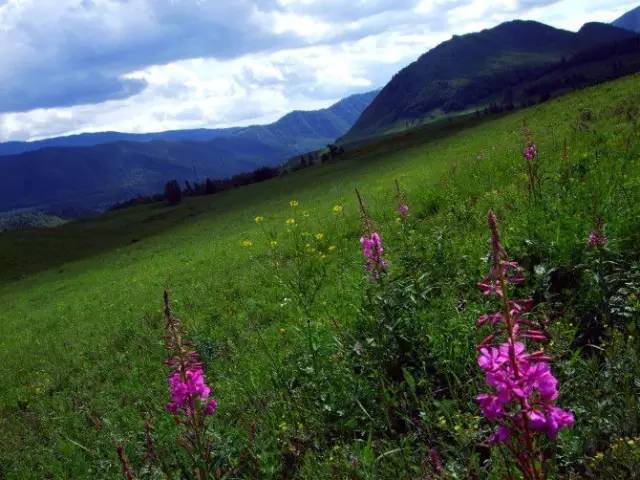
587,220,608,248
523,142,537,162
163,291,217,420
360,231,387,280
166,364,218,417
476,339,574,441
476,211,573,478
398,204,409,218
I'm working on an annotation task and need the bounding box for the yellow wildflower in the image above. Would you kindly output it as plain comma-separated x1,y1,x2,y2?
241,240,253,248
270,240,278,248
332,204,344,215
286,218,296,226
328,245,337,252
315,233,324,240
289,200,299,208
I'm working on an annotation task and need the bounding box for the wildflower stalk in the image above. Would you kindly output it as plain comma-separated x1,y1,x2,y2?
587,217,608,248
356,189,387,282
476,211,574,480
163,290,217,480
395,180,409,220
522,122,541,201
116,443,137,480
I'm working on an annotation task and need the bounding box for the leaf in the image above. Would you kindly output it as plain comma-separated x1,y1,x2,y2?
402,367,417,395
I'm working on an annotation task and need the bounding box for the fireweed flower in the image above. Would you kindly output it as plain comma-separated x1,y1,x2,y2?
475,211,573,480
395,180,409,219
398,204,409,218
355,189,387,281
523,142,537,162
522,136,541,200
587,219,608,248
360,231,387,281
166,366,218,416
164,293,217,419
162,290,216,477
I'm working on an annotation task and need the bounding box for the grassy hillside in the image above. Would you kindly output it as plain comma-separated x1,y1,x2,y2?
1,76,639,479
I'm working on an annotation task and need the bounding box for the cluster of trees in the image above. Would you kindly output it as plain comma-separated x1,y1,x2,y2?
290,144,345,171
111,141,351,211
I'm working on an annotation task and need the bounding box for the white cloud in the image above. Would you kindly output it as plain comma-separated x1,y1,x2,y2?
0,0,635,141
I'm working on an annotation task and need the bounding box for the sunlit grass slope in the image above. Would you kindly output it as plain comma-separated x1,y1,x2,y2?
1,75,639,478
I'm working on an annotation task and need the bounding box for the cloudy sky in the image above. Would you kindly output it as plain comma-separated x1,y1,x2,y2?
0,0,636,141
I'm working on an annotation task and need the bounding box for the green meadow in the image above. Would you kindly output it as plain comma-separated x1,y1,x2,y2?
1,75,639,478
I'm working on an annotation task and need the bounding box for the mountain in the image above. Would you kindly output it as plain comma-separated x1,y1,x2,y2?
613,4,640,32
344,21,637,141
0,91,378,157
219,90,378,154
0,90,378,215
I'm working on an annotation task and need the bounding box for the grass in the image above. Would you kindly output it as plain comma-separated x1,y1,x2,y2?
1,75,639,479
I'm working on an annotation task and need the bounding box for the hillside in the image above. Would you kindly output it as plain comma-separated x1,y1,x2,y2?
613,4,640,32
0,90,378,214
0,137,292,215
344,20,637,140
1,76,639,478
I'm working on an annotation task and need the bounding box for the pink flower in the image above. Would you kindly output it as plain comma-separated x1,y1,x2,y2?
166,365,217,417
477,311,503,327
587,230,608,248
476,393,504,420
475,210,573,475
587,219,608,248
477,278,503,297
398,204,409,218
523,143,536,162
489,425,511,444
360,231,387,280
478,346,506,372
546,406,575,439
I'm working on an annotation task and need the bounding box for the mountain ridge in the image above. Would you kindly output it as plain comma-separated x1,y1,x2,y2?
0,90,379,157
0,90,379,215
344,20,637,141
613,4,640,32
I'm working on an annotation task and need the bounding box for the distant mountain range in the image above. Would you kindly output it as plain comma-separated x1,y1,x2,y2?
344,20,639,141
3,4,640,218
613,4,640,32
0,90,378,214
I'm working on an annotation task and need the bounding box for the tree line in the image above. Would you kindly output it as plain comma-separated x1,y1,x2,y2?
110,143,347,210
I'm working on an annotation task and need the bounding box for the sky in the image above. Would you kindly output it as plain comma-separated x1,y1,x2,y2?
0,0,637,142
